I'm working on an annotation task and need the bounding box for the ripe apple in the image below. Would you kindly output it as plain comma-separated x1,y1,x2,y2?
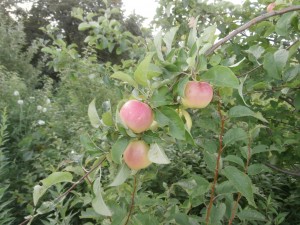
123,140,152,170
182,81,213,109
119,100,154,133
267,2,276,13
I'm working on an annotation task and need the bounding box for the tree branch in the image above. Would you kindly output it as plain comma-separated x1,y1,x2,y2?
265,163,300,177
205,6,300,56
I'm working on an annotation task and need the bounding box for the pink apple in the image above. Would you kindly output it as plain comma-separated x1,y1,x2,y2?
119,100,154,133
267,2,276,13
182,81,213,109
123,140,152,170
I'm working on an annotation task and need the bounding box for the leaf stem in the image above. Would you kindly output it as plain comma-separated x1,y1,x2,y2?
205,92,225,225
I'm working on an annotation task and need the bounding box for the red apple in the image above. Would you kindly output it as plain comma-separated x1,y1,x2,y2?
182,81,213,109
267,2,276,13
119,100,154,133
123,140,152,170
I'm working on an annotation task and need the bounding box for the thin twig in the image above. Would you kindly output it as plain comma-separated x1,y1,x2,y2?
205,6,300,56
205,92,225,225
124,175,138,225
19,157,107,225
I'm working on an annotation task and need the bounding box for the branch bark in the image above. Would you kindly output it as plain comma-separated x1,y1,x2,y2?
265,163,300,177
205,6,300,56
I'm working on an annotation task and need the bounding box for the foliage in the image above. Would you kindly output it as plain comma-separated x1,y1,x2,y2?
0,0,299,225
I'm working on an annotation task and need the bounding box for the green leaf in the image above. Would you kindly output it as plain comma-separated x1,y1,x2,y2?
33,172,73,206
201,66,239,89
274,49,289,72
147,63,162,79
251,145,269,155
111,137,129,164
150,86,173,108
163,26,179,54
245,45,265,60
247,164,271,176
88,99,102,128
92,178,112,216
177,76,189,97
157,107,185,140
111,71,138,88
223,128,248,146
237,209,266,221
134,53,155,86
102,112,113,126
42,172,73,187
210,203,226,225
275,12,298,36
109,163,131,187
224,155,244,167
148,143,171,164
78,22,90,31
238,75,250,107
223,166,256,207
154,31,164,61
229,105,268,123
263,52,280,80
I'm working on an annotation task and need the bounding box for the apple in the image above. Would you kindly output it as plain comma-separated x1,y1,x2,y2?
123,140,152,170
119,100,154,133
182,81,213,109
267,2,276,13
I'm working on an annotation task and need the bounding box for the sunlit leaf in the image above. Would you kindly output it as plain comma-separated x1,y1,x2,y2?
92,178,112,216
134,53,155,86
201,66,239,89
111,137,129,164
229,105,268,123
109,163,131,187
111,71,138,88
88,99,102,128
148,143,170,164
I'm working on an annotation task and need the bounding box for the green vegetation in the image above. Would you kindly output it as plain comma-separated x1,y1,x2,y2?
0,0,299,224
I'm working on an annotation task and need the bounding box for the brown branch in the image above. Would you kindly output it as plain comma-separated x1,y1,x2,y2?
19,157,107,225
205,92,225,225
205,6,300,56
265,163,300,177
124,175,138,225
228,137,252,225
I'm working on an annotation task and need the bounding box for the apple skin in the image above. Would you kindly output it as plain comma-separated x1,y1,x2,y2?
182,81,213,109
119,100,154,133
123,140,152,170
267,2,276,13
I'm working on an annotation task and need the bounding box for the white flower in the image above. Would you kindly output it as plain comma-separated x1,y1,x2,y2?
46,98,51,104
17,100,24,105
37,105,43,111
13,91,20,96
37,120,45,125
71,150,75,154
29,96,35,100
42,107,47,113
